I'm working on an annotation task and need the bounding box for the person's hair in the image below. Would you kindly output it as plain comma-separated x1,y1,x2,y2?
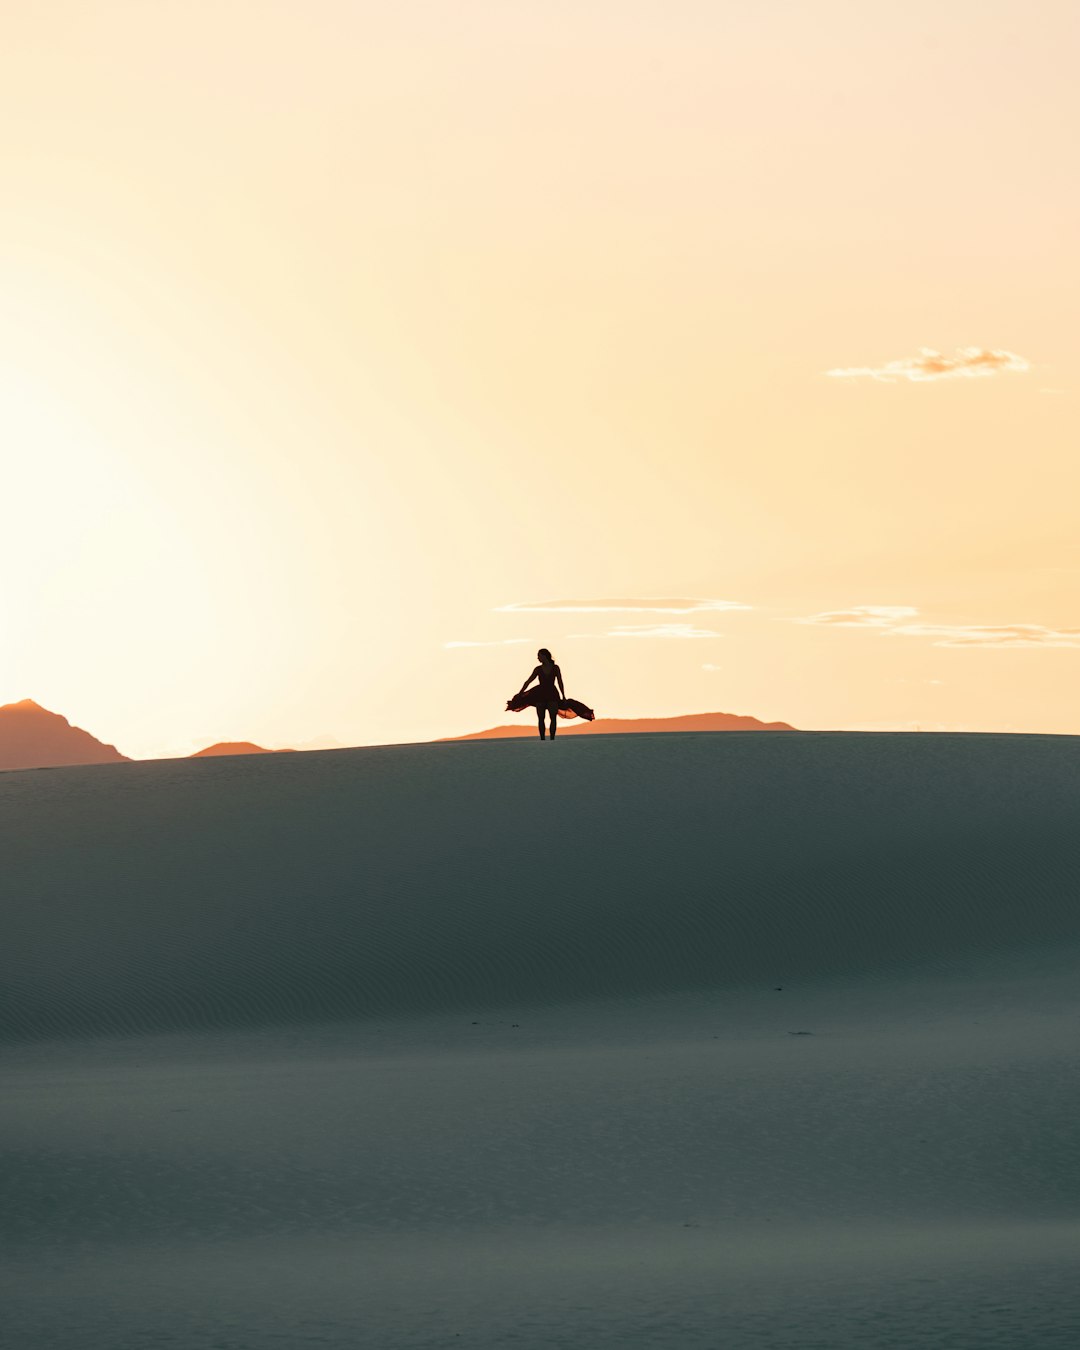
537,648,553,662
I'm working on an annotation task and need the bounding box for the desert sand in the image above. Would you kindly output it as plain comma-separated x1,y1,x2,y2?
3,732,1079,1348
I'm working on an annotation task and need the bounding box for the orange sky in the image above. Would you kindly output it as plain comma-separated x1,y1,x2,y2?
2,1,1078,757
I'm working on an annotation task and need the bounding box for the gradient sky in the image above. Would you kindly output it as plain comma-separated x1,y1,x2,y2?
2,1,1078,757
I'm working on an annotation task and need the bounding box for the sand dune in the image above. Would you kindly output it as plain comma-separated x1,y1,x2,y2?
3,732,1080,1041
3,733,1079,1347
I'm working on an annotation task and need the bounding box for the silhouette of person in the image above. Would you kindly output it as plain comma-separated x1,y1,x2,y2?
515,648,566,740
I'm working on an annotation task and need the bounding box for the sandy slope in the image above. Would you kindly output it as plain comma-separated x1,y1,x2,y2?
2,733,1079,1348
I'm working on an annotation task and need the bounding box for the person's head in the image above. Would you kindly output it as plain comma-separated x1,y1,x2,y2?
537,647,553,664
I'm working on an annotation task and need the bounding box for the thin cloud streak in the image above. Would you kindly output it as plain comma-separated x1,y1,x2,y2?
799,606,1080,649
606,624,722,639
496,598,749,615
797,606,918,628
827,347,1029,383
445,638,533,649
892,623,1080,649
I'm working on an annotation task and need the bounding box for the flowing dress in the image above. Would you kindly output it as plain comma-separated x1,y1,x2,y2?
506,665,595,721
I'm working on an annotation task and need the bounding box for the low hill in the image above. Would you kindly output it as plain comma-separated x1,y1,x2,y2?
445,709,796,740
0,698,129,771
190,741,287,757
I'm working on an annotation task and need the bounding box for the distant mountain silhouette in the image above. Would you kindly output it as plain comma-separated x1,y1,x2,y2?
190,742,293,757
0,699,130,771
445,711,797,741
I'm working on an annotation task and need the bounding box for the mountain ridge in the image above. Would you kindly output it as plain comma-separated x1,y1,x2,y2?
443,710,797,741
0,698,130,770
190,741,290,757
2,700,797,771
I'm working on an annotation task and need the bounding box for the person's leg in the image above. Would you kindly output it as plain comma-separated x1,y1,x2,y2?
548,706,558,738
537,707,546,739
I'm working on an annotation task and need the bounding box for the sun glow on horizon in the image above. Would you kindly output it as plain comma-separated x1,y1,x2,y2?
3,0,1079,755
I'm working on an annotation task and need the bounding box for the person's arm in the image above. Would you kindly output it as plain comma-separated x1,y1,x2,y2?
555,665,566,700
517,667,540,696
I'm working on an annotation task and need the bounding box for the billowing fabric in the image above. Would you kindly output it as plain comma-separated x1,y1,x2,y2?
506,690,596,721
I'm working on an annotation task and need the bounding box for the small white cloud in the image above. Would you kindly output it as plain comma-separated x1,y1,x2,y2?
496,598,749,615
702,663,723,671
827,347,1029,383
444,638,533,649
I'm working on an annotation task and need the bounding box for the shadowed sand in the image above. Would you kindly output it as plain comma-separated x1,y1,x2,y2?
3,733,1079,1347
